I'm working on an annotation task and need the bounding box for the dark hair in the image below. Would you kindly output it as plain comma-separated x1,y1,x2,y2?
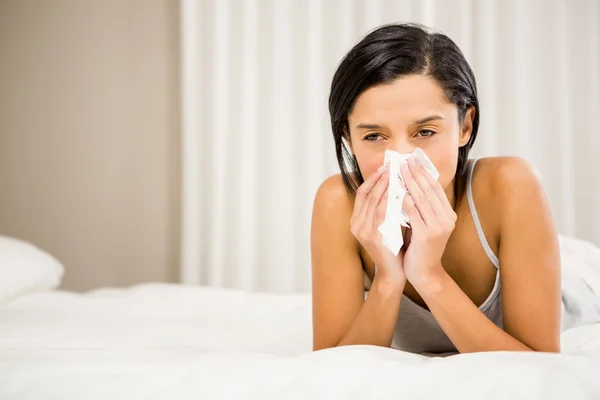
328,22,480,196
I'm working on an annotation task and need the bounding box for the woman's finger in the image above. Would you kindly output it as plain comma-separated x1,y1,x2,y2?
363,168,389,227
373,186,388,229
408,157,446,217
402,189,425,232
352,165,386,220
417,159,455,217
400,162,436,226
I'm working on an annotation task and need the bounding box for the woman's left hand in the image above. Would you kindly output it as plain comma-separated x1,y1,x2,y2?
400,157,457,290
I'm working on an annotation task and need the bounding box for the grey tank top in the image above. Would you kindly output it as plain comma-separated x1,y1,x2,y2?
363,157,503,355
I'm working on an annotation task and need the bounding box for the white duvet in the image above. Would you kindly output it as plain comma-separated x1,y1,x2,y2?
1,236,600,399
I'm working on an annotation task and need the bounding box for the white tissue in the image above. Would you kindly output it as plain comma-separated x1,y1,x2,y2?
377,147,440,256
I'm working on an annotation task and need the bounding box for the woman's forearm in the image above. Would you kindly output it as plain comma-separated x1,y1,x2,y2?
337,276,405,348
416,268,534,353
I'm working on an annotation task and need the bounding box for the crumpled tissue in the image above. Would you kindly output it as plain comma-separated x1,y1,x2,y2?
377,147,440,256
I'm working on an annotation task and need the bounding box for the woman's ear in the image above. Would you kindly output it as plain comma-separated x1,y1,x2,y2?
459,106,476,147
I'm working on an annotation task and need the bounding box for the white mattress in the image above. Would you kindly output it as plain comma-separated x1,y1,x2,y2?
1,282,600,400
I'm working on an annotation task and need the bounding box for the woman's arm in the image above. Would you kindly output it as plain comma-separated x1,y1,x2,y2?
403,157,561,353
311,175,405,350
493,157,562,351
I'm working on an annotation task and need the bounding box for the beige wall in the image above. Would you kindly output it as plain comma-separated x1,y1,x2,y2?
0,0,181,291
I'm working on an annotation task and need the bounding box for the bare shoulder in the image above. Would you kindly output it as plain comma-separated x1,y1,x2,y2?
473,156,544,202
311,173,361,263
470,156,550,238
312,173,355,225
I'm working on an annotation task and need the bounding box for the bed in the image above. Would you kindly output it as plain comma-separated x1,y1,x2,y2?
1,235,600,399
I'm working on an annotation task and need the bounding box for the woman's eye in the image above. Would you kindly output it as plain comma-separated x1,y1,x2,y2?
417,129,436,138
364,134,382,141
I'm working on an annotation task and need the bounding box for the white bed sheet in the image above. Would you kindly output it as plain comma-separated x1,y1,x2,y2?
1,282,600,400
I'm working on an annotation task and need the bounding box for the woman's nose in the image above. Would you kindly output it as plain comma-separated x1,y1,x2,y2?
390,141,415,155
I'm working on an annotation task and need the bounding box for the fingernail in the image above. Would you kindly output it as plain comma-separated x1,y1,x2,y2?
378,164,385,173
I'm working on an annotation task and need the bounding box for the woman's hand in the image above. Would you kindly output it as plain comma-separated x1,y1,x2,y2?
351,165,406,288
400,157,456,289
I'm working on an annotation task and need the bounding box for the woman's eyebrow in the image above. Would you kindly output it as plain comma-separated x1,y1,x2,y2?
355,123,384,130
355,115,444,130
413,115,444,124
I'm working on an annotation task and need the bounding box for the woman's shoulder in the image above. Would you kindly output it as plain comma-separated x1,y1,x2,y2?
471,155,543,198
312,174,355,219
469,156,546,232
311,174,361,261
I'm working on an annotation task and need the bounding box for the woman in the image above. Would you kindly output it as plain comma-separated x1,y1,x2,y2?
310,23,564,355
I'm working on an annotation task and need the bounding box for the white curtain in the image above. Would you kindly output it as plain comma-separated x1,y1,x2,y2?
180,0,600,293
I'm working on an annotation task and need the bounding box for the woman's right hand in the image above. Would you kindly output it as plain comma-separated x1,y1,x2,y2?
350,165,406,288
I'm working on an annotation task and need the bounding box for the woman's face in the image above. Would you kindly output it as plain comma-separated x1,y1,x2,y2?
346,74,474,195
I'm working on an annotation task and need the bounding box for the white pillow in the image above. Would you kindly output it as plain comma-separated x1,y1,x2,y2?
0,236,65,303
559,234,600,296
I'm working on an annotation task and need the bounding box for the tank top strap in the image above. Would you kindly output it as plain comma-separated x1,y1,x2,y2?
466,158,500,269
